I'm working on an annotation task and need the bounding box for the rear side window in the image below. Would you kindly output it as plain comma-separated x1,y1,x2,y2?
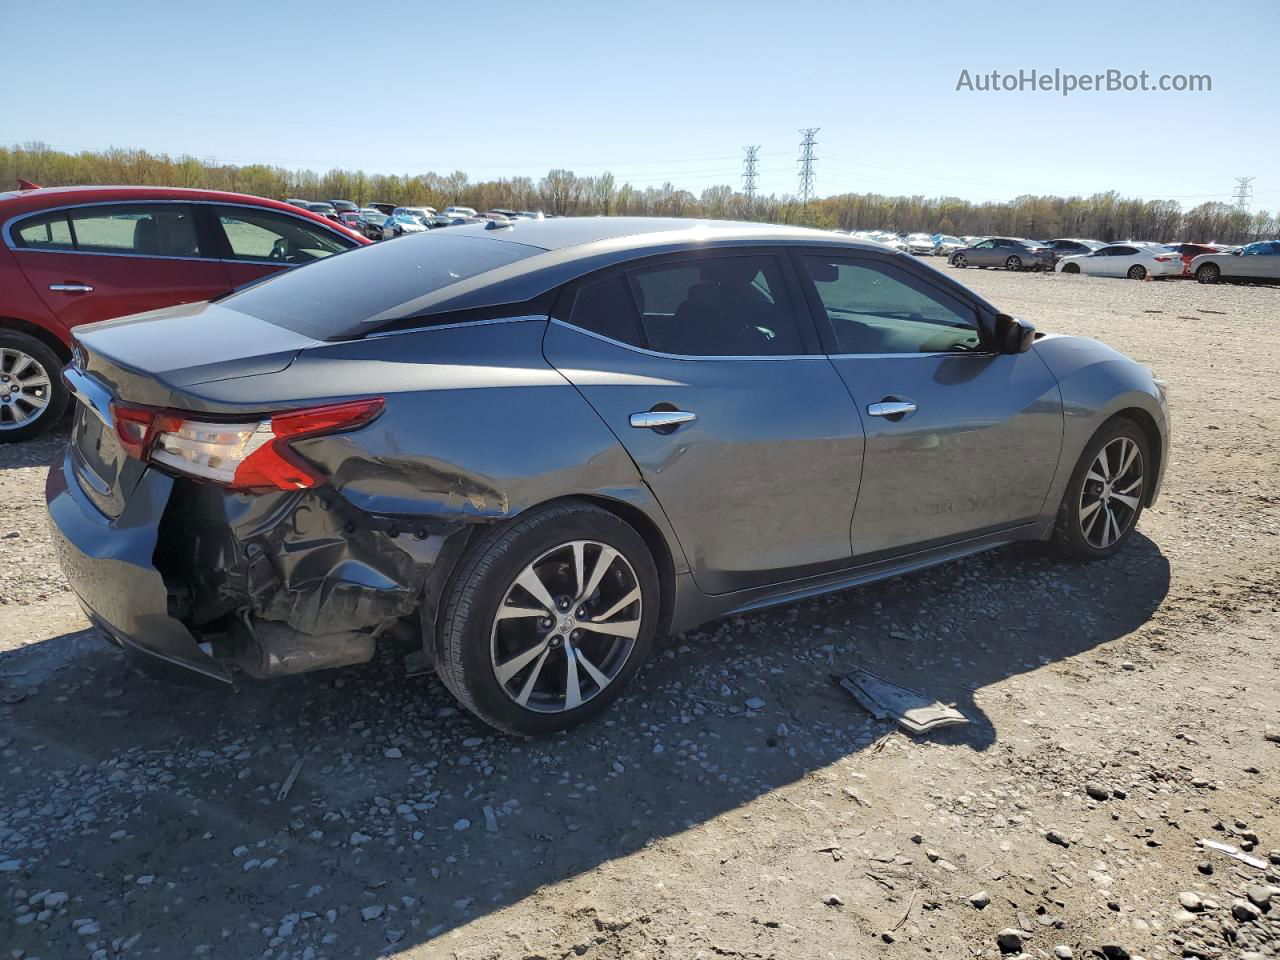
11,204,200,256
12,211,74,250
70,204,201,256
214,206,351,264
568,275,643,346
220,232,542,340
626,255,804,356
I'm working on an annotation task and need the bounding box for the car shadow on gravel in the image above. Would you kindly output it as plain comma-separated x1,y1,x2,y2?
0,532,1169,957
0,431,67,471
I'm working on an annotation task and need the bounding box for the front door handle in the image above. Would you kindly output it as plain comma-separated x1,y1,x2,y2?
49,283,94,293
866,400,918,418
629,410,696,430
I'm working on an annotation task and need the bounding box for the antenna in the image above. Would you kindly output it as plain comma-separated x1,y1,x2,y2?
742,145,760,208
1232,176,1255,212
798,128,819,210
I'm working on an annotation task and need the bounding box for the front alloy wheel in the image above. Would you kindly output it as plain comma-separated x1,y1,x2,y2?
1196,263,1220,284
1005,255,1022,271
1052,418,1149,559
952,254,968,268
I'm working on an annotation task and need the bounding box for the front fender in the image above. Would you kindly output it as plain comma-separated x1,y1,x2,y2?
1033,334,1170,512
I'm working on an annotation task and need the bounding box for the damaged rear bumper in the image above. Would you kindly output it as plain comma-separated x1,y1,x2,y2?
47,445,468,686
47,447,232,685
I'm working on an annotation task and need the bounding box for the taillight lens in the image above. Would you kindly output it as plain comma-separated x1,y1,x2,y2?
118,398,384,491
1153,255,1176,262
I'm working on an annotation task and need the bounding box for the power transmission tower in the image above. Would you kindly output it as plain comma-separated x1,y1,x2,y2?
798,128,819,210
742,146,760,208
1232,176,1255,213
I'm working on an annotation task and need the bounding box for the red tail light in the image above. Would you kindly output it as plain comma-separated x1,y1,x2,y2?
1153,255,1176,262
116,398,385,491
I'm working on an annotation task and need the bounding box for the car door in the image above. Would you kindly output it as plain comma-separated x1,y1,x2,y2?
795,251,1063,557
969,239,999,266
8,202,231,330
543,250,866,595
208,204,357,288
1237,242,1280,278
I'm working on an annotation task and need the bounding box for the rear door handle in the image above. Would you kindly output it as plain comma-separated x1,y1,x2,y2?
629,410,696,430
866,400,918,418
49,283,94,293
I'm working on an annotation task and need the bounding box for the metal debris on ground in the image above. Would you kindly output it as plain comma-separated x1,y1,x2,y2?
276,758,305,802
836,669,968,734
1201,838,1269,870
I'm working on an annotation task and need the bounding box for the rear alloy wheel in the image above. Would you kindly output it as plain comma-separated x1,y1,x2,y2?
1127,265,1147,280
435,501,659,735
1051,418,1149,560
1005,255,1022,271
1062,262,1081,274
952,254,968,268
1196,263,1220,284
0,331,69,443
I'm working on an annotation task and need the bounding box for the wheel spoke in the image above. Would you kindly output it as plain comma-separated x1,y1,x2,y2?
515,566,558,616
1117,477,1143,495
1116,439,1138,478
591,586,641,624
496,604,547,621
17,374,50,390
1104,508,1120,547
495,636,550,685
1079,499,1103,523
571,541,586,598
1110,492,1140,510
579,545,619,602
574,647,611,690
563,646,582,710
514,647,552,706
1093,451,1111,481
17,392,48,411
582,617,640,640
1083,504,1105,540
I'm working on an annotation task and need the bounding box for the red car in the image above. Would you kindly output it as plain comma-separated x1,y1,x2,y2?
0,183,369,440
1162,242,1227,277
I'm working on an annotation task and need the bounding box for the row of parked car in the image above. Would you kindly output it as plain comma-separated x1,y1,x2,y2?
848,229,1279,283
285,199,548,242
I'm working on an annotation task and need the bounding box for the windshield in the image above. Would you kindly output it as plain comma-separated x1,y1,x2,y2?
219,233,542,340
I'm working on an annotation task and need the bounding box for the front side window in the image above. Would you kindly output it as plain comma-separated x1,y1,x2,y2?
214,206,352,264
803,257,982,355
625,255,804,356
974,240,995,249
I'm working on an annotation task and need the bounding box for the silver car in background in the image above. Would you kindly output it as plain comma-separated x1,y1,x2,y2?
46,218,1169,735
1056,243,1184,280
1189,240,1280,284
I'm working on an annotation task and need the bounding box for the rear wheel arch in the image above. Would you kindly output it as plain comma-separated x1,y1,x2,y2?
0,316,71,364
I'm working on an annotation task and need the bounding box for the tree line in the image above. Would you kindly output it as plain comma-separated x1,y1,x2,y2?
2,142,1273,244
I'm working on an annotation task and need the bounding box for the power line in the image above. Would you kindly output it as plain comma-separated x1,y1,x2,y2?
742,146,760,207
1232,176,1255,213
798,128,818,209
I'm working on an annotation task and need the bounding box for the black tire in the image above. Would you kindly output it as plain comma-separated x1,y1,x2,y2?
0,330,69,443
951,254,968,268
434,500,660,735
1127,265,1147,280
1050,417,1150,561
1062,262,1081,274
1196,263,1220,284
1005,255,1022,271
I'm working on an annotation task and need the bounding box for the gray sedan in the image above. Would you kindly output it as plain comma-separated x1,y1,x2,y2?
1190,240,1280,284
47,218,1169,734
950,237,1056,271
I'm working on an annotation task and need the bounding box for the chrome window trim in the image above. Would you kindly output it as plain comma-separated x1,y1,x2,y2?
2,198,357,261
363,315,541,339
550,317,825,362
553,319,997,362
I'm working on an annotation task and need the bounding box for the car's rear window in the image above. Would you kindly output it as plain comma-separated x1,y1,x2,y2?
218,232,543,340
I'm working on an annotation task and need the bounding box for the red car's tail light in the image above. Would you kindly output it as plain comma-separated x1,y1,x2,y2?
124,398,384,491
1153,255,1177,262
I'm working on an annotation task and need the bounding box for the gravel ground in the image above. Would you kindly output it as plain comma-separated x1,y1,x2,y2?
1,268,1278,960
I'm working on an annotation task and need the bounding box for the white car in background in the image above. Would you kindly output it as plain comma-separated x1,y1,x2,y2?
1055,242,1184,280
905,232,935,255
1189,240,1280,284
933,235,965,257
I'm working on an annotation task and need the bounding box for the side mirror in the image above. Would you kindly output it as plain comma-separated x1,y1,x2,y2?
994,313,1036,354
